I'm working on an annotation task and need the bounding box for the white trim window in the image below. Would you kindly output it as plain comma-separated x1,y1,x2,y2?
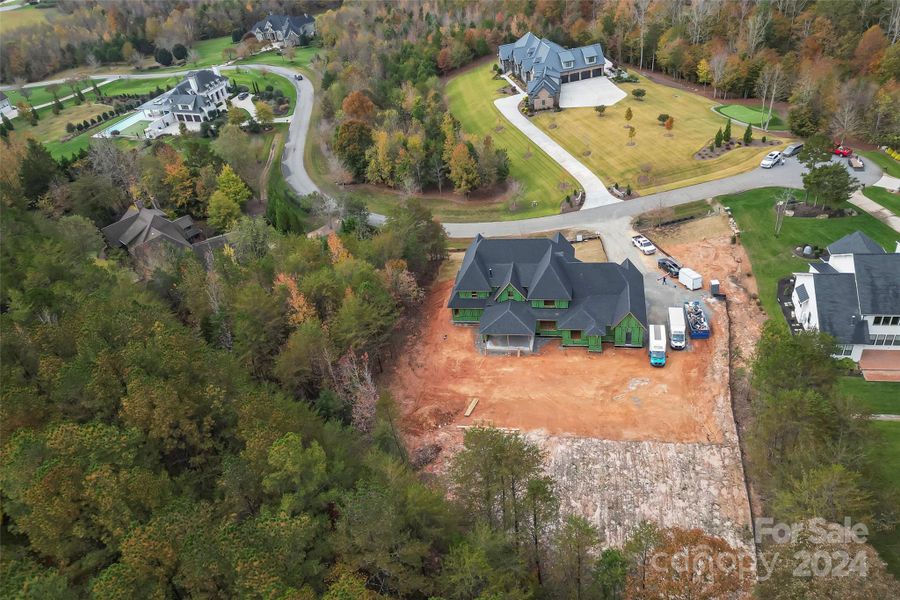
869,334,900,346
836,344,854,357
873,315,900,326
587,56,596,64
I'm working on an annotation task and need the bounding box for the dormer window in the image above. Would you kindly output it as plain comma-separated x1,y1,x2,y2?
563,60,574,68
587,56,596,64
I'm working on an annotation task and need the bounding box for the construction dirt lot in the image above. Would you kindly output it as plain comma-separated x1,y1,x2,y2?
384,214,766,552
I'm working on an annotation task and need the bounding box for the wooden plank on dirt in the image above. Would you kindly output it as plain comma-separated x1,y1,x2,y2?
464,398,479,417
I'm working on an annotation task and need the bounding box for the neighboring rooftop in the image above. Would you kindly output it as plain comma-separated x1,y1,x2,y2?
826,230,886,255
102,206,200,252
498,32,606,97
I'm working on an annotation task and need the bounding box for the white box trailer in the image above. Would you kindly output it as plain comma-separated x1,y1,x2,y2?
667,307,686,350
678,267,703,290
649,324,667,367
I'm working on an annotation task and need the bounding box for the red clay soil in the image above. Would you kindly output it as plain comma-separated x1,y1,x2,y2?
385,266,734,458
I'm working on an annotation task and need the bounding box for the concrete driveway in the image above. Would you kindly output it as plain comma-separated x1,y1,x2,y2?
231,94,257,118
559,77,627,108
497,76,619,210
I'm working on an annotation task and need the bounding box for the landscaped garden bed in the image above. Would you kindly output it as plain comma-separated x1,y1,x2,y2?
695,137,781,160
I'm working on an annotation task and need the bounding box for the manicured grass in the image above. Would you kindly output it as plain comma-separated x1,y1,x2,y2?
869,420,900,577
858,150,900,178
3,83,71,109
445,64,578,220
838,377,900,415
228,69,296,115
0,4,58,34
723,187,899,317
863,186,900,215
714,104,786,129
235,47,318,68
7,101,121,158
143,36,236,73
100,77,181,97
532,73,789,195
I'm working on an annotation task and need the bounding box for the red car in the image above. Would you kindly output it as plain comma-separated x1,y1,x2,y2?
833,144,853,157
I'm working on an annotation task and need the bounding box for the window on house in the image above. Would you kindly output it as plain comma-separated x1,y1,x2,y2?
538,320,557,330
587,56,596,64
543,300,555,307
836,345,854,357
892,316,900,326
571,330,582,340
874,316,883,325
564,61,574,68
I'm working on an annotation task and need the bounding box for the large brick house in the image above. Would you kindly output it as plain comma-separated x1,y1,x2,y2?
498,32,611,110
449,234,648,353
250,14,316,47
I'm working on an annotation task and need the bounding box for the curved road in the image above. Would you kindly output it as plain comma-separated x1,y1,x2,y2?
6,64,886,239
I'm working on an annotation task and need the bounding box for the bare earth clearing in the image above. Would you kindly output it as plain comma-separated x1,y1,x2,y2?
385,223,762,554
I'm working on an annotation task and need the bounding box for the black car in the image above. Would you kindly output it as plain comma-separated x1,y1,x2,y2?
784,142,804,157
295,74,304,81
657,257,681,277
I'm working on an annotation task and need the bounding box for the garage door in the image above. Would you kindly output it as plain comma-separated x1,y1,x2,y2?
561,74,569,84
592,68,603,77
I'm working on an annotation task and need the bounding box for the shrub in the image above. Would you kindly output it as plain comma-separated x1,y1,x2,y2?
76,123,84,131
110,130,120,136
154,47,173,66
81,120,89,129
65,122,75,133
743,123,753,145
265,85,274,92
762,135,767,143
715,128,723,148
625,184,632,195
595,104,606,116
632,88,646,100
657,113,670,125
723,118,732,141
709,143,714,152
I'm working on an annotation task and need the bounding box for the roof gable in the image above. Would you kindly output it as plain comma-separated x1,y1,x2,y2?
827,231,886,255
853,253,900,315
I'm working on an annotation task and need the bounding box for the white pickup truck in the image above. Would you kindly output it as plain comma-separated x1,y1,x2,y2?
632,235,657,255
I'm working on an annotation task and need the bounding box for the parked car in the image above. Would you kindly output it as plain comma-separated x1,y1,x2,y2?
833,144,853,157
849,156,865,171
237,92,249,100
295,74,304,81
657,257,681,277
760,151,784,168
632,235,657,255
784,143,803,156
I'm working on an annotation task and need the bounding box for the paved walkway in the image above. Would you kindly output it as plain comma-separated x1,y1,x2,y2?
497,75,619,210
849,190,900,233
874,174,900,191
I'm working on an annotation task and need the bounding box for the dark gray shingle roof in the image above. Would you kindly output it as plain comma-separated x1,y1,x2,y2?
450,236,647,338
853,254,900,315
813,274,869,344
827,231,886,255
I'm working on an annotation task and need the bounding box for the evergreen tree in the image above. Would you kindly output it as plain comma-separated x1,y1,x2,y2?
715,127,723,148
743,122,753,144
18,139,59,203
723,118,732,141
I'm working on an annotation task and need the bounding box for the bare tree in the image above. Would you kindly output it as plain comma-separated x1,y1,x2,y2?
633,0,652,70
684,0,719,45
744,6,771,56
85,53,100,70
830,81,864,145
756,63,784,131
709,53,728,100
13,77,31,101
888,0,900,43
186,48,200,66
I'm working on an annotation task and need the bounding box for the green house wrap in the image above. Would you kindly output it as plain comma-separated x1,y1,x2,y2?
447,233,647,354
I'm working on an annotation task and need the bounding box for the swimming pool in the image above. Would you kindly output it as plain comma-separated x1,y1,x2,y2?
96,111,146,138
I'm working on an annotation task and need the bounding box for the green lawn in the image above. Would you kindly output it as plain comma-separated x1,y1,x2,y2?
118,119,151,137
143,36,236,73
4,83,70,109
235,47,318,68
533,72,787,196
100,77,181,97
445,64,578,220
838,377,900,414
228,69,296,115
858,150,900,178
0,4,58,34
714,104,786,130
723,187,899,317
863,186,900,215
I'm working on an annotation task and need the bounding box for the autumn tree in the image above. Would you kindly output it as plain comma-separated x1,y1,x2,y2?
664,116,674,134
342,90,375,122
624,106,633,123
334,120,373,181
448,142,480,194
207,190,241,231
254,100,274,128
627,527,753,599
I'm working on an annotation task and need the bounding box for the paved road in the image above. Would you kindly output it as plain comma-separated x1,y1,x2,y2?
441,155,884,238
497,75,619,209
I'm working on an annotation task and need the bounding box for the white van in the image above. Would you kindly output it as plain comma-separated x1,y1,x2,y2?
649,324,667,367
667,307,686,350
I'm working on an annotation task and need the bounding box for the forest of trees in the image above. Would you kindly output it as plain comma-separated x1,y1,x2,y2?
0,0,337,82
314,0,897,164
